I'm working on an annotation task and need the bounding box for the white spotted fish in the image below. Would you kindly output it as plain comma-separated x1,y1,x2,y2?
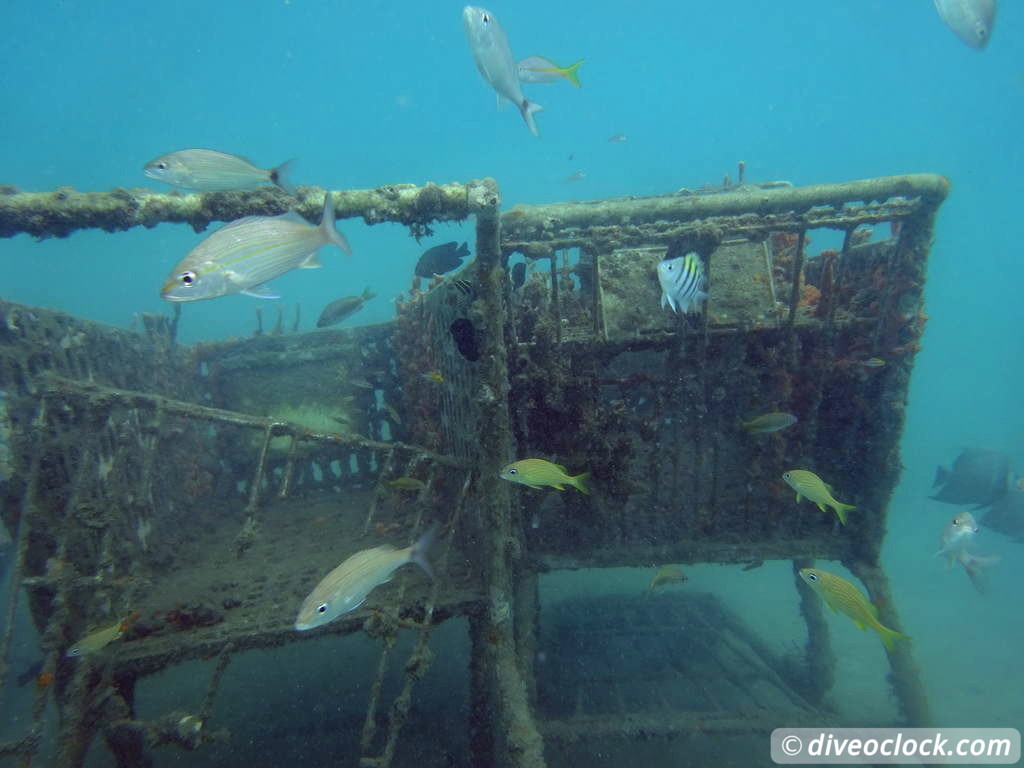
658,252,708,314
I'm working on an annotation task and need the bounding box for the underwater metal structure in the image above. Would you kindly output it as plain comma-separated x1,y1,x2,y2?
0,172,947,767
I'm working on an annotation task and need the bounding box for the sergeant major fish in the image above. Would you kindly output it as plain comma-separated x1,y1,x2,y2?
144,149,295,194
463,6,543,136
799,568,909,652
161,193,351,302
658,252,708,315
295,523,438,631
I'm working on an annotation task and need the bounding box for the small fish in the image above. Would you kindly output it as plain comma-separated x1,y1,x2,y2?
741,412,798,435
161,193,351,302
317,287,376,328
933,0,995,50
799,568,909,652
451,279,475,296
294,523,437,631
565,171,586,182
422,370,445,384
383,403,402,425
388,477,427,492
607,134,627,143
415,241,470,279
144,149,295,194
450,318,481,361
646,566,686,595
859,357,886,368
499,458,590,494
66,616,131,657
517,56,584,87
782,469,856,525
658,252,708,315
936,512,979,568
349,378,374,390
510,262,527,289
463,6,543,136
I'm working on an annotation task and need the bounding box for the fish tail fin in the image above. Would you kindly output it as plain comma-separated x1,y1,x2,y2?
834,503,854,525
519,100,543,137
320,192,353,257
409,521,440,579
570,472,591,495
362,287,376,300
878,625,910,653
270,159,297,196
457,241,470,258
960,552,1000,595
562,59,584,87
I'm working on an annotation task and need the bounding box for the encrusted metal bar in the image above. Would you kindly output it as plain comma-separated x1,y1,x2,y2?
0,180,496,240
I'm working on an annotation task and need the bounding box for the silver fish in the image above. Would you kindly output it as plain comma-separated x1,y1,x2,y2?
658,252,708,314
294,523,437,631
161,193,351,302
933,0,996,50
144,149,295,194
936,512,978,567
463,6,543,136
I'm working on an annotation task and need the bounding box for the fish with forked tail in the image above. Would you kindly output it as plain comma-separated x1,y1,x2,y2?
144,149,295,195
295,523,438,631
799,568,909,652
463,6,543,136
161,193,351,302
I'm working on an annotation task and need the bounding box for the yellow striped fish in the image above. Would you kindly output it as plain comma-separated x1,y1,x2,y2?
294,523,437,631
161,193,351,302
499,458,590,493
782,469,855,525
799,568,909,652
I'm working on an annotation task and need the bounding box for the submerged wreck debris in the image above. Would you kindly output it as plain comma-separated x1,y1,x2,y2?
0,174,947,767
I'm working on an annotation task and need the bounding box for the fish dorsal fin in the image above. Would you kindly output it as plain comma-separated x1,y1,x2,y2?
299,253,322,269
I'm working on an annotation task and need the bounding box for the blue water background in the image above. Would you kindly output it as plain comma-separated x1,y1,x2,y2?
1,0,1022,747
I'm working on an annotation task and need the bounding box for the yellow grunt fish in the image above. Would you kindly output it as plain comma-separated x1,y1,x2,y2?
799,568,909,652
499,458,590,494
741,412,797,434
295,523,437,631
387,477,427,492
646,566,687,595
782,469,855,525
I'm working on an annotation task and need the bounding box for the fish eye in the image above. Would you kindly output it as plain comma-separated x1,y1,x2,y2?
157,161,167,170
508,468,517,475
179,270,197,287
806,572,817,581
952,518,959,525
317,603,328,614
482,13,490,22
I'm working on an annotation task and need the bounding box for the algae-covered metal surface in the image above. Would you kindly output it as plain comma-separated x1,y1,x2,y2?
0,174,946,768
